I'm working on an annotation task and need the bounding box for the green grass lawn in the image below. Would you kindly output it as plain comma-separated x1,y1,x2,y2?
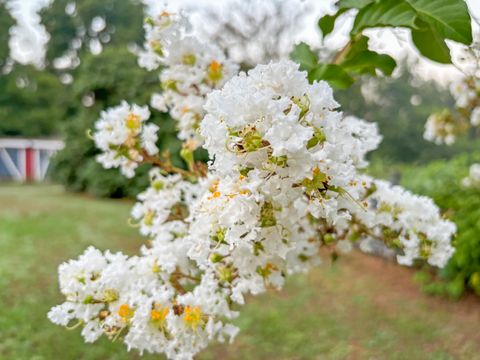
1,184,479,360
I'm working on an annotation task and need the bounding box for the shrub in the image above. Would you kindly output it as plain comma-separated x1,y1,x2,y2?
399,153,480,297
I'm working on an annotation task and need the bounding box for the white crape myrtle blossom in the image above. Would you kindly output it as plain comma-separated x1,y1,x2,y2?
450,79,477,109
471,107,480,126
349,176,456,268
48,246,238,359
137,10,189,71
341,116,382,169
51,59,456,359
93,101,159,178
425,76,479,145
140,10,238,149
423,111,457,145
462,163,480,188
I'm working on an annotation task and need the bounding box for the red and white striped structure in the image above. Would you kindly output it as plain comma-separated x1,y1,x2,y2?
0,138,65,182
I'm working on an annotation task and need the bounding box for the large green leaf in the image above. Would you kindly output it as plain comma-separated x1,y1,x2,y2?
411,20,451,63
406,0,472,45
290,42,319,71
351,0,417,34
308,64,354,89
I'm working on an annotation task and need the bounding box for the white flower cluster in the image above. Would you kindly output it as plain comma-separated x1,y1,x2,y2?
450,79,478,110
49,170,240,359
350,177,456,268
139,11,238,149
51,58,456,359
450,78,480,128
424,77,480,145
462,163,480,189
93,101,159,178
48,246,238,359
423,111,458,145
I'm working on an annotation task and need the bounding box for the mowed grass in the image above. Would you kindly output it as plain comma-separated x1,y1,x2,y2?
0,185,479,360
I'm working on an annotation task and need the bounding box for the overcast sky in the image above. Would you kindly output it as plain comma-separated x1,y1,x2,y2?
7,0,480,84
154,0,480,85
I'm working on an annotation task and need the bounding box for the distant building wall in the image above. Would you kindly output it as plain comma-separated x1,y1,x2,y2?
0,138,64,182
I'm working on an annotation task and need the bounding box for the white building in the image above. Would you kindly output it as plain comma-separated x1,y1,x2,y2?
0,138,64,182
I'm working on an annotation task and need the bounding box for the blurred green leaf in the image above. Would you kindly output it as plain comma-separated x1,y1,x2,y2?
290,42,319,71
308,64,354,89
406,0,472,44
411,20,451,64
342,51,397,75
352,0,417,34
340,35,397,75
318,0,375,38
318,9,347,38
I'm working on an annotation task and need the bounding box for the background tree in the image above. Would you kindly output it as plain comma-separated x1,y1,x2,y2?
0,4,14,68
51,46,180,198
0,65,67,136
193,0,311,69
337,68,479,164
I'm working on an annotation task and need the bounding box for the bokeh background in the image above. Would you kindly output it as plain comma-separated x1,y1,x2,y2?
0,0,479,359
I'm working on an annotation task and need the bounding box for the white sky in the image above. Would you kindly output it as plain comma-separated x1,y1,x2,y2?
7,0,480,83
156,0,480,85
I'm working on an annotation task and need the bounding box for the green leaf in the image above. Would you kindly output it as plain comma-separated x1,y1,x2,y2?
343,34,370,58
337,0,374,10
319,0,374,38
406,0,472,44
340,35,396,75
411,20,452,63
319,0,375,38
352,0,417,34
318,9,347,38
290,42,319,72
342,51,396,75
308,64,354,89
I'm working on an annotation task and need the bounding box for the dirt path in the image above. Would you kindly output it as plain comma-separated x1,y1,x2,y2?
345,251,480,319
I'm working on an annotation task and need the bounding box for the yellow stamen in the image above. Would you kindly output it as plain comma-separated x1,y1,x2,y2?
152,262,161,273
209,179,219,193
118,304,134,320
183,306,204,330
143,210,155,226
126,113,141,130
208,60,223,82
209,60,222,72
151,305,169,326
